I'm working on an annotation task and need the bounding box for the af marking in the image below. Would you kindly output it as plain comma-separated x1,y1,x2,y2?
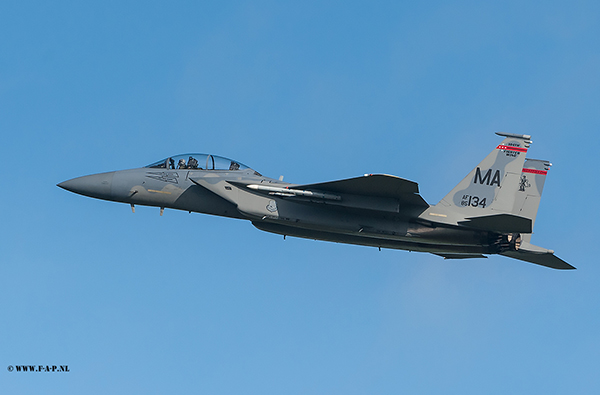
461,194,487,208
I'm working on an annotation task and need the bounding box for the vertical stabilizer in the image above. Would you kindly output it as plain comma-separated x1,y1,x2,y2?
422,133,532,226
512,158,551,242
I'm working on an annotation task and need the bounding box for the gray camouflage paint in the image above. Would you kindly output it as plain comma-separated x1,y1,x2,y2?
57,133,573,270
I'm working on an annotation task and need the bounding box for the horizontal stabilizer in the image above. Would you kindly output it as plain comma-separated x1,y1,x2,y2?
292,174,429,207
501,249,575,270
458,213,532,233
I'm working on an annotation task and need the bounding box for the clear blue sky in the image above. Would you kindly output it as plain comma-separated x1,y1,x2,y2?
1,1,599,393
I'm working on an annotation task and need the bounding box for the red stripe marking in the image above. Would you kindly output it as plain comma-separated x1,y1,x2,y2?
522,168,548,175
496,144,528,152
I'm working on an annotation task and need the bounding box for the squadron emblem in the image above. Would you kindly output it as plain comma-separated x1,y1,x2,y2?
519,174,531,192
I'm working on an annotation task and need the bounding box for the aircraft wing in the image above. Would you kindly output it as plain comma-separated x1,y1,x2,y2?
290,174,429,207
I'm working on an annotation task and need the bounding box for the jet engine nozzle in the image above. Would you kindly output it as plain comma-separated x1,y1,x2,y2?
492,233,522,252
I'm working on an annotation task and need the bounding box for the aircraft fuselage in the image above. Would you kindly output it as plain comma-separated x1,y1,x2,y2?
59,167,493,256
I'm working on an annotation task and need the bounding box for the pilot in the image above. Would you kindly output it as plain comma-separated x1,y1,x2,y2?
187,156,199,169
229,162,240,171
177,159,187,169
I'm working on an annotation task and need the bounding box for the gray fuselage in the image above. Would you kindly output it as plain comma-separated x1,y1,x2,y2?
59,166,494,256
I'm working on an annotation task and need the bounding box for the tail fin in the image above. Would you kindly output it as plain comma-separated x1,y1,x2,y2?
512,158,551,242
421,133,533,232
503,160,573,269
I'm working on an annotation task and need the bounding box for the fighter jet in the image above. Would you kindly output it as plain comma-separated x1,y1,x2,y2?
57,132,573,270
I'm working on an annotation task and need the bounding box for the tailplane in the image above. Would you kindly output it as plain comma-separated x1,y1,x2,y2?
501,242,575,269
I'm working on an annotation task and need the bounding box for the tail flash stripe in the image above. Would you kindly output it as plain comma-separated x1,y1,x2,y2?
522,168,548,175
497,144,528,153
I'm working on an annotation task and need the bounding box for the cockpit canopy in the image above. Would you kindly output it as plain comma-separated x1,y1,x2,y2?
146,154,251,172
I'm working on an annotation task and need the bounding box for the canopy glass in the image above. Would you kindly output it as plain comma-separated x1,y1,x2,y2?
146,154,250,171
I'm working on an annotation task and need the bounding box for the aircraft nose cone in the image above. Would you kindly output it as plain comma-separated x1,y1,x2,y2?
57,172,115,200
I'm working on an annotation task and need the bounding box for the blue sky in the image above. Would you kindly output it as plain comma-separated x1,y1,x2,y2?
1,1,599,393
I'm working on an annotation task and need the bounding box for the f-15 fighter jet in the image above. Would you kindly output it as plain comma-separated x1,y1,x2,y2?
58,132,573,269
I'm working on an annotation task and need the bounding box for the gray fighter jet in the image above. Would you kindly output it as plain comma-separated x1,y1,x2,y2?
58,132,573,270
